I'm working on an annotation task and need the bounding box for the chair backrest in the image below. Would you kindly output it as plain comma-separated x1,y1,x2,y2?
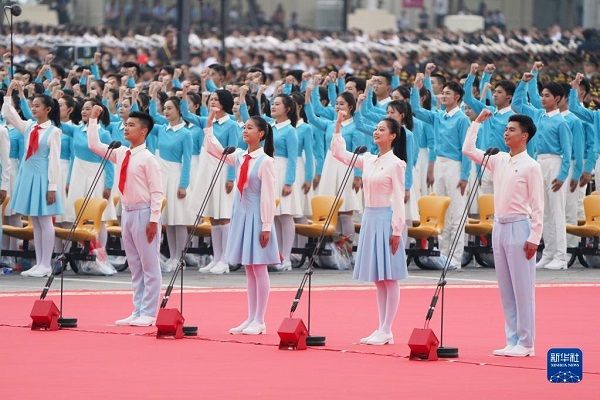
477,194,494,222
74,198,108,235
311,195,343,228
417,195,452,233
583,195,600,227
112,194,120,207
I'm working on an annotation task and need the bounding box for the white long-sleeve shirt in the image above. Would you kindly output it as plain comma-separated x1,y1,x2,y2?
2,97,60,191
462,121,544,244
87,119,163,223
203,126,276,232
331,133,406,236
0,125,11,191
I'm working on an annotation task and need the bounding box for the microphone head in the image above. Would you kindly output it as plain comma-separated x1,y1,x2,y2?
490,147,500,155
223,146,236,154
10,5,22,16
354,145,368,154
112,141,122,149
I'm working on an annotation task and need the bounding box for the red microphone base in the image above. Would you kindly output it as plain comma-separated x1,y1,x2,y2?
408,328,440,361
30,300,60,331
156,308,185,339
278,318,308,350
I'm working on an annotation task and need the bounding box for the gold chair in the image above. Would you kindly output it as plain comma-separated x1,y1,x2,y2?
2,196,38,259
293,195,344,266
566,194,600,268
464,194,494,236
407,195,451,240
54,198,108,242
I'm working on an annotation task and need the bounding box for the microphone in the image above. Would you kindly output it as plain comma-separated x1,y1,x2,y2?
109,141,122,149
4,5,22,16
484,147,500,156
222,145,236,154
354,145,368,154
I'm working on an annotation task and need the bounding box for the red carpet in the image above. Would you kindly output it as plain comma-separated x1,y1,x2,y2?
2,283,598,399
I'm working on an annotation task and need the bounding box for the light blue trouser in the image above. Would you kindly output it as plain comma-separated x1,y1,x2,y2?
122,204,162,318
492,215,536,348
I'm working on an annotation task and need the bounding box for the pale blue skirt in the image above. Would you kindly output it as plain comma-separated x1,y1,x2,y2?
353,207,408,282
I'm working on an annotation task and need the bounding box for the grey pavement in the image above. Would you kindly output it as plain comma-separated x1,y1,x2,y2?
1,259,598,293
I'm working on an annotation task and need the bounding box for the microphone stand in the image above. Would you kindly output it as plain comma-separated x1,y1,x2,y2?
3,4,21,80
288,145,367,347
423,147,498,358
157,145,236,338
36,140,121,329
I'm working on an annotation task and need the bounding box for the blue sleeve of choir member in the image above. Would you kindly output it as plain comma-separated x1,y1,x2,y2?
313,127,325,176
350,127,364,178
354,110,377,135
527,71,543,110
410,87,436,125
305,102,328,132
568,89,596,125
79,76,87,87
206,79,218,93
404,130,414,190
583,122,597,174
200,105,208,117
283,83,292,95
512,81,543,120
225,125,239,181
300,81,308,93
181,99,205,127
424,77,437,109
458,118,472,181
131,102,139,112
61,122,75,137
44,68,53,82
172,78,182,89
19,97,33,120
102,99,120,123
303,126,315,182
239,102,250,123
570,118,584,181
337,79,345,97
310,87,335,121
127,77,135,88
99,129,114,189
391,74,400,90
179,132,193,189
149,99,169,125
67,139,75,184
284,128,298,186
556,121,573,183
327,83,337,107
463,74,486,115
90,65,101,81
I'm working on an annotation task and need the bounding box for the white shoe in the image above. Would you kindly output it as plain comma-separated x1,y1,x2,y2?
492,345,515,356
199,259,217,273
535,256,552,269
242,321,266,335
273,261,292,272
229,320,252,335
115,314,139,326
544,260,567,270
209,261,230,274
504,345,535,357
161,259,177,273
21,264,40,277
27,265,52,278
360,330,380,344
129,315,156,326
365,331,394,345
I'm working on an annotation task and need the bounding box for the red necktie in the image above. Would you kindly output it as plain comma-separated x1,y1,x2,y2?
119,150,131,195
237,154,252,198
25,125,41,160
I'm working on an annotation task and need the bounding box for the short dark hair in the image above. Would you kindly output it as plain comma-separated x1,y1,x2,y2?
376,72,393,86
544,82,565,101
209,63,227,78
579,78,591,97
495,80,516,97
431,73,446,86
129,111,154,135
509,114,537,143
346,76,366,93
443,81,465,102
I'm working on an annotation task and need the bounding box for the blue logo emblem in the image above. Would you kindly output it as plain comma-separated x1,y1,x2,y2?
547,348,583,383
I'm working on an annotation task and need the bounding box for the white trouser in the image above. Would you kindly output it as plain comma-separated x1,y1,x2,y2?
417,148,431,197
539,156,567,263
433,157,466,268
566,162,586,248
